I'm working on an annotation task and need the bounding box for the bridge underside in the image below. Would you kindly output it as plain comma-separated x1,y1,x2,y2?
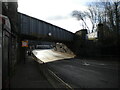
19,34,72,43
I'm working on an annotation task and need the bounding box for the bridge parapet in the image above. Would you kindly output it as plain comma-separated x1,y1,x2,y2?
18,12,75,42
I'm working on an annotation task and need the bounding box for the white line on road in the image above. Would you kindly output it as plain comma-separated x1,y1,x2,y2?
83,62,90,66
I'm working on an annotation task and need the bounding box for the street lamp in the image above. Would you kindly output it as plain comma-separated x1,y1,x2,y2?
48,32,52,36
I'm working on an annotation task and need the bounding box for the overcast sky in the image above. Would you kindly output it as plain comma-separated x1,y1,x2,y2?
18,0,93,33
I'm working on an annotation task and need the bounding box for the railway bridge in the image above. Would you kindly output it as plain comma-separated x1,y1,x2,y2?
18,12,75,43
17,12,76,67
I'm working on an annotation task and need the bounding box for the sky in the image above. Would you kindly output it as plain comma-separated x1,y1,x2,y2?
18,0,93,33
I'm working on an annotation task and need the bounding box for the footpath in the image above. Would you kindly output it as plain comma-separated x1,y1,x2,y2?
10,56,53,89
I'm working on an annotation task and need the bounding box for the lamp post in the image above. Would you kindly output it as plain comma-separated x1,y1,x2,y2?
48,32,52,36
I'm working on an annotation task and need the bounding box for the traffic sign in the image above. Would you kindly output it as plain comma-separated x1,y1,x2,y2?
22,41,28,47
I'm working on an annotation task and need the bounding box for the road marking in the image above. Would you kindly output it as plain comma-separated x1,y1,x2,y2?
83,62,90,66
48,69,73,90
99,64,105,65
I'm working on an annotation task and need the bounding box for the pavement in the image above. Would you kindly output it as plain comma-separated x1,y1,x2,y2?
10,55,53,88
32,49,120,89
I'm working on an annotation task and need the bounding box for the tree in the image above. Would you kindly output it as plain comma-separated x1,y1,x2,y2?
72,10,90,32
72,0,120,34
72,2,103,32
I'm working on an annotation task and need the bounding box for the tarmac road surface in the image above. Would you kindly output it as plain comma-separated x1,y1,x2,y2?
47,58,119,88
32,49,120,88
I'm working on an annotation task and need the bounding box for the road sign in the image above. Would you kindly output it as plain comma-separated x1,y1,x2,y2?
22,41,28,47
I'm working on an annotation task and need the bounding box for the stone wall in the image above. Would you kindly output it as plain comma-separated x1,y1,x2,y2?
2,2,19,88
2,2,18,33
